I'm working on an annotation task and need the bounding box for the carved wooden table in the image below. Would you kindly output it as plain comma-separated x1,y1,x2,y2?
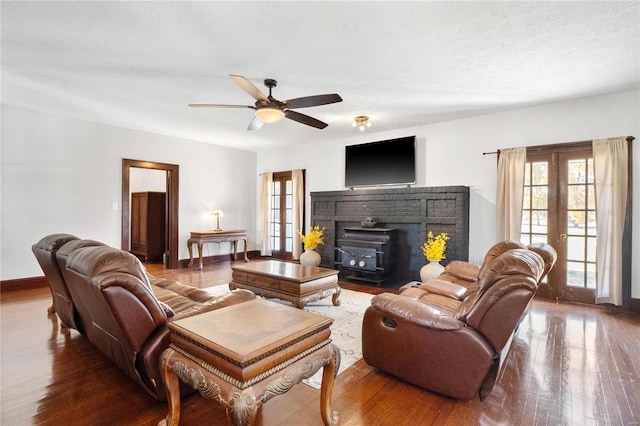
187,230,249,269
229,260,341,309
158,299,340,426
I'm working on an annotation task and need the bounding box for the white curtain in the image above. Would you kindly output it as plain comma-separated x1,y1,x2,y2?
291,169,304,260
593,137,628,306
496,146,527,241
260,172,273,256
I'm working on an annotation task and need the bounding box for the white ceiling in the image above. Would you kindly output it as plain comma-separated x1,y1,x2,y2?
2,1,639,151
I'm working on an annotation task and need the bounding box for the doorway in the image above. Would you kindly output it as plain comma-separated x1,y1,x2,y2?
122,159,179,269
269,171,295,260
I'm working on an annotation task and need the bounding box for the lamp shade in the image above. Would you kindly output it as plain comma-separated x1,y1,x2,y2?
255,107,285,123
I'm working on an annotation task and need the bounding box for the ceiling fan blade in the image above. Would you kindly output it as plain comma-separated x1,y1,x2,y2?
247,116,264,131
229,74,269,103
188,104,254,109
285,93,343,109
285,110,328,129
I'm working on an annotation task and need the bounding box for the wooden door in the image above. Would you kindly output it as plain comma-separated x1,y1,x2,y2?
521,144,596,304
269,172,294,260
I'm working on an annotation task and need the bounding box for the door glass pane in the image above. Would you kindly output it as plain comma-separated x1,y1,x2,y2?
587,184,596,209
587,212,596,236
532,162,548,184
587,237,597,262
568,159,586,184
586,263,596,289
531,211,547,234
523,187,531,209
567,236,585,261
521,211,531,235
531,234,547,244
567,261,585,287
568,211,585,234
569,185,586,209
531,187,548,209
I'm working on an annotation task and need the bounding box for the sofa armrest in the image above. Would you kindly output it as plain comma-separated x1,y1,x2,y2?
169,289,256,320
419,279,470,300
371,293,464,330
444,260,480,282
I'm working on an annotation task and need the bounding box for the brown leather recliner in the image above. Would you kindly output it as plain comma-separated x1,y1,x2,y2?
362,247,546,400
419,241,556,302
32,234,81,331
437,240,526,287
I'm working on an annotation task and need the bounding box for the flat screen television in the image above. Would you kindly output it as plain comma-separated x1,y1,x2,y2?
345,136,416,187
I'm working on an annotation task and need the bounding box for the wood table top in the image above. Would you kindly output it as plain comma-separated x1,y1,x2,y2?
168,299,333,364
189,229,247,237
232,260,338,282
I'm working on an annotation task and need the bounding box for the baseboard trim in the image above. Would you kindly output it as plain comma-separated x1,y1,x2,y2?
177,250,261,268
1,276,49,294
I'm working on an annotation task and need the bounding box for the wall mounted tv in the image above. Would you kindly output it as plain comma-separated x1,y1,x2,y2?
345,136,416,188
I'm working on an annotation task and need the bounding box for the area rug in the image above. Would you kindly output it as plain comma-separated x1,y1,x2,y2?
204,284,374,389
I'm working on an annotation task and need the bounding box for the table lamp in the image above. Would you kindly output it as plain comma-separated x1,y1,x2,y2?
212,208,223,231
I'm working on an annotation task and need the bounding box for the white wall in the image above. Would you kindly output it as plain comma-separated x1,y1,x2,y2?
257,90,640,297
0,104,257,280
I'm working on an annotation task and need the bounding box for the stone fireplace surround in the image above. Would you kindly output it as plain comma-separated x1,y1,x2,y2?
310,186,470,286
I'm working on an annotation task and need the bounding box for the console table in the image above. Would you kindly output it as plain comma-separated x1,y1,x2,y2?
187,230,249,269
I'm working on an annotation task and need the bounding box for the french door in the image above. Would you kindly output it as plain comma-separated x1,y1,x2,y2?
520,144,597,304
269,171,294,260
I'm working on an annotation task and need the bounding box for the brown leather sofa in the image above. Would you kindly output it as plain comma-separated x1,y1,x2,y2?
362,244,553,400
32,234,256,400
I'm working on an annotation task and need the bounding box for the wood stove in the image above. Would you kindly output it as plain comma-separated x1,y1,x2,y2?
337,227,397,285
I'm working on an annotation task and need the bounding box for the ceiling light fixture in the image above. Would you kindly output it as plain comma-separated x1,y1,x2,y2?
352,115,371,131
255,107,285,123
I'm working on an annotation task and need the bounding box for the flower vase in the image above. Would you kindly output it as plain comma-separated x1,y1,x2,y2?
420,259,445,282
299,248,321,267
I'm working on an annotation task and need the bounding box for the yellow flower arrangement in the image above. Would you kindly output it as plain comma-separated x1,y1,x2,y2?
422,231,450,261
297,225,326,250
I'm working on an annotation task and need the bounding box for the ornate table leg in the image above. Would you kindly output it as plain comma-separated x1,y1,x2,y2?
242,238,249,262
232,240,238,261
332,287,341,306
197,241,204,269
187,238,195,268
320,344,341,426
227,390,260,426
158,350,182,426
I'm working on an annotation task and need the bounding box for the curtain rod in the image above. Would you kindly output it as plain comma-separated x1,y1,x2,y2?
483,151,498,155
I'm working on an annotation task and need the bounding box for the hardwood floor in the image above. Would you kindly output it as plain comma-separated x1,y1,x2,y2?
2,260,639,425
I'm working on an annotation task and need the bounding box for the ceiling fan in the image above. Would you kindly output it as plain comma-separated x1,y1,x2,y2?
189,74,343,130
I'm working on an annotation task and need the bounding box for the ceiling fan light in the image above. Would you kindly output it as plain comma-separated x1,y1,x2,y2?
255,107,285,123
353,115,371,131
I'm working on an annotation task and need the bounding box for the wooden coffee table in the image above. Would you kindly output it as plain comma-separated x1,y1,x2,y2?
158,299,340,426
229,260,340,309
